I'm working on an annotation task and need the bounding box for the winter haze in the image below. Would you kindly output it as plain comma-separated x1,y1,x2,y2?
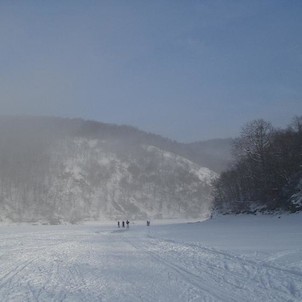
1,2,302,301
0,116,227,223
0,1,301,142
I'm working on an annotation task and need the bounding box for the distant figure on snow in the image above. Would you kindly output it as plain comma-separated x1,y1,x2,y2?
118,221,120,228
122,221,125,228
147,220,150,226
126,220,129,228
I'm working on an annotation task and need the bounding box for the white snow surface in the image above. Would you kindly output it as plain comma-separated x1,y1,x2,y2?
0,214,301,301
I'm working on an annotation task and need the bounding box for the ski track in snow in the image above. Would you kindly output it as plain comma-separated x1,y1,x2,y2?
0,220,301,302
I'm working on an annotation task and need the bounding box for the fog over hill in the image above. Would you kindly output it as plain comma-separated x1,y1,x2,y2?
0,116,231,223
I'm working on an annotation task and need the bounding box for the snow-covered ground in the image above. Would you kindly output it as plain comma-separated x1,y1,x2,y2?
0,214,301,301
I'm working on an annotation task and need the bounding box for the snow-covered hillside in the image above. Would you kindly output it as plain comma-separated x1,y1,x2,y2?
0,214,301,301
0,132,216,223
48,138,216,222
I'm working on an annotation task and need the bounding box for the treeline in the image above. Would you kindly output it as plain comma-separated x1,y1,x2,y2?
213,116,302,213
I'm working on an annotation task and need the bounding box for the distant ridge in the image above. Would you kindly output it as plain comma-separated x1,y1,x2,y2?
0,116,231,223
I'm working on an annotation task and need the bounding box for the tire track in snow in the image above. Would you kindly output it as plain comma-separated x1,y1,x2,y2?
0,254,43,302
33,242,91,302
0,240,88,302
134,236,302,302
177,239,302,278
158,238,302,299
126,238,241,302
0,258,37,290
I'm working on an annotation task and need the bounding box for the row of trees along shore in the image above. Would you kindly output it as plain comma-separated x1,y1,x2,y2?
213,116,302,213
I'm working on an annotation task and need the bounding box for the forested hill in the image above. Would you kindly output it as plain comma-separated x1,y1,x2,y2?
0,116,230,223
213,117,302,214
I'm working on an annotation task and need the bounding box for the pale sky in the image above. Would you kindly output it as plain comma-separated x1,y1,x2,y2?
0,0,301,142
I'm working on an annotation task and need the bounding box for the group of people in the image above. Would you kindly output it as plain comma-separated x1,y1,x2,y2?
117,220,129,228
117,220,151,228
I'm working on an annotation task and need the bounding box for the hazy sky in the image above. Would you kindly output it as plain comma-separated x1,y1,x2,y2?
0,0,301,142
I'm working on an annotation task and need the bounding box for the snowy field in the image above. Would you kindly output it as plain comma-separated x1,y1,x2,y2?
0,214,301,302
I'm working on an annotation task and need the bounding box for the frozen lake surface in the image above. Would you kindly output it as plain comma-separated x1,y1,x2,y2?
0,214,301,301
